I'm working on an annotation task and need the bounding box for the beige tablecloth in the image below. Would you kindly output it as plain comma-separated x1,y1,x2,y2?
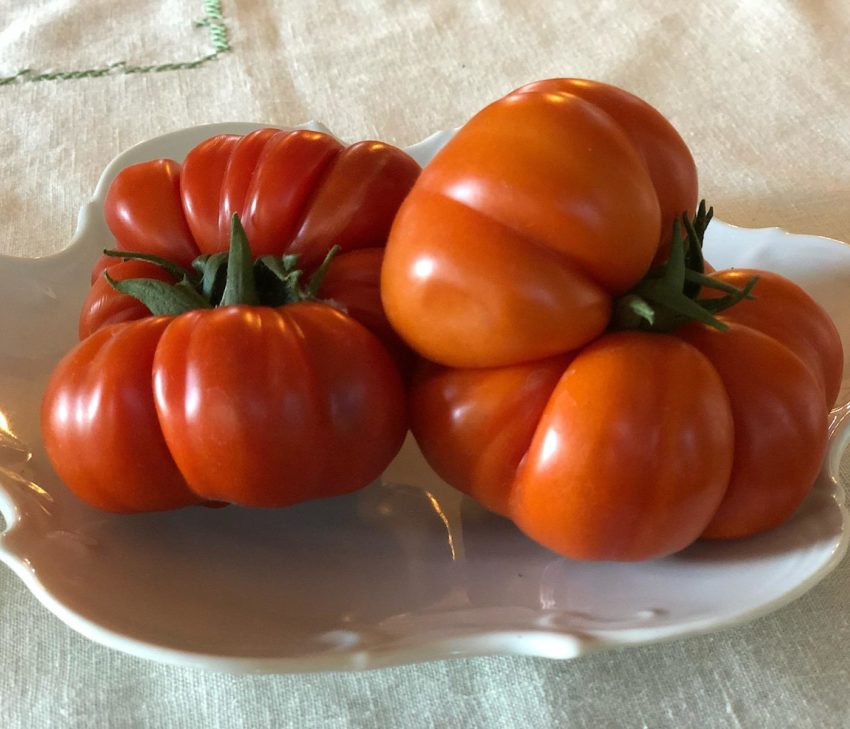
2,1,850,727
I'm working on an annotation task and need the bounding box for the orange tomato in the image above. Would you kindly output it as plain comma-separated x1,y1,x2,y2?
679,321,828,540
706,269,843,407
412,332,733,561
410,267,838,560
381,79,698,368
515,78,698,261
389,79,838,560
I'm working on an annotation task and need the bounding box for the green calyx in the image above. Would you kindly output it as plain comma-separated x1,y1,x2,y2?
612,201,758,333
104,214,340,316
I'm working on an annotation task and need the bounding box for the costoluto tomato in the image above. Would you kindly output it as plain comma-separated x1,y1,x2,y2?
381,78,698,369
408,206,842,560
43,217,408,513
82,127,420,361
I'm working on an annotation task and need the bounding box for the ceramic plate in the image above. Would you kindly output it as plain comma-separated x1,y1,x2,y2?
0,124,848,674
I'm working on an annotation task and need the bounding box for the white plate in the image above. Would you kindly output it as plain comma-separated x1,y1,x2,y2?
0,124,848,674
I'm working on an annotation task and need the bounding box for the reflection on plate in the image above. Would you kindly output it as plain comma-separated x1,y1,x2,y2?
0,124,848,674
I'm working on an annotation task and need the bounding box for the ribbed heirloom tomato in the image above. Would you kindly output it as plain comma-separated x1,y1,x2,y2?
49,126,420,513
381,78,698,368
384,79,843,560
410,238,842,560
44,218,408,512
81,127,421,353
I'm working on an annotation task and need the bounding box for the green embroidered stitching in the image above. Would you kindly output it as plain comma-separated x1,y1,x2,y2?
0,0,231,86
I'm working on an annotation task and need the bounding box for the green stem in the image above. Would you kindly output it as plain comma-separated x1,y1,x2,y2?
611,201,757,333
102,249,195,283
104,213,342,316
106,274,211,315
306,245,341,298
220,214,259,307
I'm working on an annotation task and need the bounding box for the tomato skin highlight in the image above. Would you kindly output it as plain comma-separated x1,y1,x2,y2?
382,79,696,369
41,318,203,513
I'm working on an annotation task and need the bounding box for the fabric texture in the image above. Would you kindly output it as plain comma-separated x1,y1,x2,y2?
1,1,850,726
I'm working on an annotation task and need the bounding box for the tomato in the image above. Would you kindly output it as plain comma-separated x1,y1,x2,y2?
79,259,176,339
382,79,835,559
153,304,405,506
180,129,421,269
411,326,829,560
412,333,734,561
381,79,698,368
102,129,418,272
409,354,573,518
84,128,419,354
103,158,200,271
316,247,413,374
49,213,409,513
514,78,698,261
678,321,828,540
44,303,407,512
705,269,843,408
410,263,837,560
41,318,203,512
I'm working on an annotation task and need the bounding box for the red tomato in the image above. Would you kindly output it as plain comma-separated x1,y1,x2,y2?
180,129,421,269
381,79,697,368
79,259,176,339
44,303,407,512
104,159,200,271
102,130,419,273
59,128,418,512
41,318,203,512
317,247,412,374
85,129,419,344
